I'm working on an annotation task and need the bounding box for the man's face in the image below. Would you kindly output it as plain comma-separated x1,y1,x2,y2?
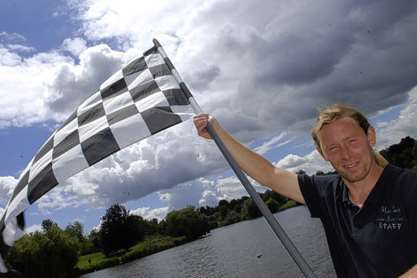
317,117,376,183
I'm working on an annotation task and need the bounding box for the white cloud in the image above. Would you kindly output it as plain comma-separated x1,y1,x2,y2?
61,37,87,56
276,150,332,175
2,1,417,135
0,47,22,66
130,206,169,221
2,0,417,217
199,190,220,208
2,44,35,54
158,174,269,211
37,186,87,211
68,0,417,143
0,176,18,204
34,120,226,210
0,49,73,127
377,86,417,148
254,132,291,155
215,176,254,200
0,43,131,128
72,0,195,50
46,44,126,119
0,32,26,44
157,179,220,210
25,224,42,234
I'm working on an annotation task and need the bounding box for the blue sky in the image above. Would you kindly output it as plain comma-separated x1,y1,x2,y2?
0,0,76,52
1,0,417,234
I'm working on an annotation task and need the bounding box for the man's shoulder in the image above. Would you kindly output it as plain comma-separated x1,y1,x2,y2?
388,164,417,186
386,165,417,204
298,172,341,194
302,172,340,183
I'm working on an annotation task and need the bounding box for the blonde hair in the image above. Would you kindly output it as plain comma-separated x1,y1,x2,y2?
311,104,388,167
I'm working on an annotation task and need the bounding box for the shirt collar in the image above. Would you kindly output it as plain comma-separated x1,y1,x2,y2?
336,164,393,208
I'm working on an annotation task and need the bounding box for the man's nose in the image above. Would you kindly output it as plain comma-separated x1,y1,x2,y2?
340,145,351,160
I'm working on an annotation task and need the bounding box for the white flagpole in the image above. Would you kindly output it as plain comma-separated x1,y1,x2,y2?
153,39,317,278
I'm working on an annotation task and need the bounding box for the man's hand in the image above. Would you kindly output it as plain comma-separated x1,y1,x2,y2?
193,114,217,140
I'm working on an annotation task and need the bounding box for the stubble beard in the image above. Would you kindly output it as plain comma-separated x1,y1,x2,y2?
332,159,373,184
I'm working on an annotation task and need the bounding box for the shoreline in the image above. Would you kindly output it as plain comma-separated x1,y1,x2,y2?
76,202,299,276
76,235,188,276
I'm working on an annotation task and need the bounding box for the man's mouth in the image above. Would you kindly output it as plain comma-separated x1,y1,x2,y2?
343,162,359,170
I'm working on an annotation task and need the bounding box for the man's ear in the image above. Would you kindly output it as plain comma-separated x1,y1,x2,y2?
367,126,376,147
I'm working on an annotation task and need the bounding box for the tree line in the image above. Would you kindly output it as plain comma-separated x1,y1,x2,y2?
6,190,295,277
7,205,210,278
6,136,417,277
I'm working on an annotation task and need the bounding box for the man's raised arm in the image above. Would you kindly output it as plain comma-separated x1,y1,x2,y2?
193,114,305,204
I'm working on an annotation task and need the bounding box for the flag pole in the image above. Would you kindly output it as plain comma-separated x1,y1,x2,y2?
153,39,317,278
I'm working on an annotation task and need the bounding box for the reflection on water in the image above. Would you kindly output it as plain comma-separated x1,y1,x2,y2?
82,206,336,278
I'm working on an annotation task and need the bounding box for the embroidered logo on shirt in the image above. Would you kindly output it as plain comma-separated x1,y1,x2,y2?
375,205,404,231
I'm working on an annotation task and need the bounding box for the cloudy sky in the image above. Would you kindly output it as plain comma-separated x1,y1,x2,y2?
1,0,417,233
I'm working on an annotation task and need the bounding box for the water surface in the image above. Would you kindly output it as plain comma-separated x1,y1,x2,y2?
82,206,336,277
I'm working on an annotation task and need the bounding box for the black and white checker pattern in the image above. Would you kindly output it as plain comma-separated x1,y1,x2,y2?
0,45,193,250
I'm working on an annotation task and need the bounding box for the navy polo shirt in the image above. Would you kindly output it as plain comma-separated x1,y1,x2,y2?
298,164,417,278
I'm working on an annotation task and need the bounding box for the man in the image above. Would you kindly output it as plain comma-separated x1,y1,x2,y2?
193,104,417,278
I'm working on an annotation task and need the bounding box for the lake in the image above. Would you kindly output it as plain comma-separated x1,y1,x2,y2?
81,206,336,277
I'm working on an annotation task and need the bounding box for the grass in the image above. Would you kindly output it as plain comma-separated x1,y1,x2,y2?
75,235,187,275
279,200,299,211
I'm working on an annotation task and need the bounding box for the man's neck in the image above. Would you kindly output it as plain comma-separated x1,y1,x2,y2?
344,162,384,208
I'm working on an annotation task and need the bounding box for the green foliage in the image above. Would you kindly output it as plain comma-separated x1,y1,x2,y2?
265,198,280,213
220,210,242,226
263,190,288,206
86,229,102,253
280,200,298,211
64,221,95,255
142,218,159,235
165,207,210,240
242,198,262,219
198,190,293,226
119,235,186,263
75,235,186,275
65,221,85,242
99,204,145,256
380,136,417,169
41,219,58,233
8,224,79,278
218,199,229,218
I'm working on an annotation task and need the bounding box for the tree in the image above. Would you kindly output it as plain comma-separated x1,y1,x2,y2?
87,229,102,253
218,199,229,218
41,219,58,233
65,221,96,255
230,199,243,213
8,224,78,278
242,198,261,219
165,207,210,240
144,218,159,235
221,210,241,225
262,190,288,206
125,214,146,242
65,221,85,243
380,136,417,169
99,204,145,256
265,198,280,213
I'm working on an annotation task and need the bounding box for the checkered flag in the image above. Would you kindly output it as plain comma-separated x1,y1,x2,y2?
0,40,194,272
